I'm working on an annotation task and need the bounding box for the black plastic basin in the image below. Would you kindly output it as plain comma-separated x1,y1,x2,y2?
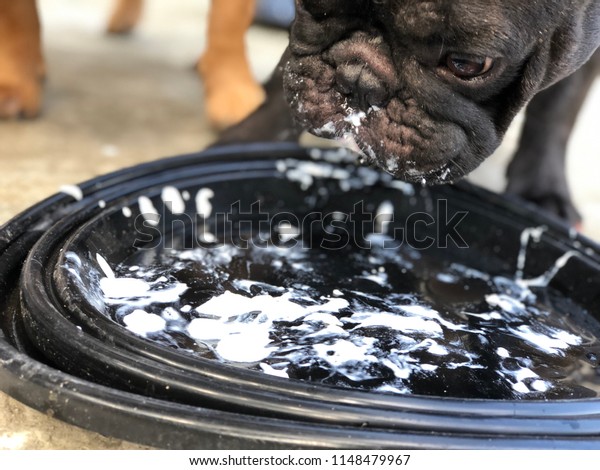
1,143,600,449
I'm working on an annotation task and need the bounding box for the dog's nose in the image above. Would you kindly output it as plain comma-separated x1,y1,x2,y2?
327,33,396,109
335,63,390,108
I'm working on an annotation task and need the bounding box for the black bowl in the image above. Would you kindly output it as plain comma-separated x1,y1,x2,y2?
1,143,600,449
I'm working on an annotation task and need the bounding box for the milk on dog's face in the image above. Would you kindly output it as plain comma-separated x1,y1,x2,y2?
283,0,598,184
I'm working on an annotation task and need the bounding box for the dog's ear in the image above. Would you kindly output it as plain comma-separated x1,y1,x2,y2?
538,0,600,88
497,1,599,133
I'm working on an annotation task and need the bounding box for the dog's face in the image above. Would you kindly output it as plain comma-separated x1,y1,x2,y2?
283,0,599,183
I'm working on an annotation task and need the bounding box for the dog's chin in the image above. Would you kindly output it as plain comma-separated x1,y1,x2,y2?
284,61,477,186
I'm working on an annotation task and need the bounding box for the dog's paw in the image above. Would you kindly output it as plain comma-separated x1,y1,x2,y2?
198,57,265,131
106,0,143,35
0,70,43,119
204,78,266,131
505,179,581,227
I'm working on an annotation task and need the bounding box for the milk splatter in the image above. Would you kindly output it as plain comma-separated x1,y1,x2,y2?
96,253,115,278
279,156,416,196
195,188,214,219
385,180,415,196
60,184,83,201
516,226,547,279
279,160,351,191
61,162,598,400
138,196,160,226
95,253,188,310
518,251,577,288
123,310,167,337
374,201,394,234
73,233,599,400
344,111,366,128
161,186,186,214
276,222,300,243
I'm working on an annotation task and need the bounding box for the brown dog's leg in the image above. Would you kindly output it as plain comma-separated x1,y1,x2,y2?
107,0,144,35
199,0,265,130
0,0,44,119
217,48,301,145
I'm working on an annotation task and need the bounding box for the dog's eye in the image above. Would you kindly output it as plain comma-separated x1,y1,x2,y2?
445,54,494,79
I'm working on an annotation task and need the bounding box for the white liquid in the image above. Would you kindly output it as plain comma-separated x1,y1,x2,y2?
59,184,83,201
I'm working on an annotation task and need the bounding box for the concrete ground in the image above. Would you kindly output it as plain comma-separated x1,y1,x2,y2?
0,0,598,450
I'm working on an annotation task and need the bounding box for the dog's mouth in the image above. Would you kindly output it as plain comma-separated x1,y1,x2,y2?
283,35,476,185
334,127,460,185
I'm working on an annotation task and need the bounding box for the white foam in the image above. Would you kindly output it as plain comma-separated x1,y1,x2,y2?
436,273,459,283
161,186,186,214
86,225,592,398
440,167,451,181
260,363,289,378
138,196,160,226
386,157,399,174
194,291,348,323
465,312,503,321
514,367,539,382
303,312,343,326
485,294,526,315
162,307,181,321
362,272,389,286
123,310,167,336
96,255,188,307
100,277,150,299
375,201,394,234
187,318,231,341
199,231,217,243
344,111,366,128
496,347,510,358
425,340,449,356
59,184,83,201
386,180,415,196
313,121,336,136
313,338,377,368
516,226,547,279
519,251,577,288
216,327,276,363
195,188,214,218
348,311,443,335
531,380,550,392
277,222,300,242
96,253,115,278
512,381,530,394
283,160,351,191
510,324,582,355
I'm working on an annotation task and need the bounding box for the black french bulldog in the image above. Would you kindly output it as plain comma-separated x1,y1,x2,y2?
220,0,600,224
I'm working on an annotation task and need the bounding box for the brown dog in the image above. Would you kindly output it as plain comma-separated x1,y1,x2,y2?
0,0,263,129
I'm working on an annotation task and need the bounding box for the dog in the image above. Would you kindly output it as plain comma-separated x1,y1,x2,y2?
0,0,263,129
220,0,600,225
